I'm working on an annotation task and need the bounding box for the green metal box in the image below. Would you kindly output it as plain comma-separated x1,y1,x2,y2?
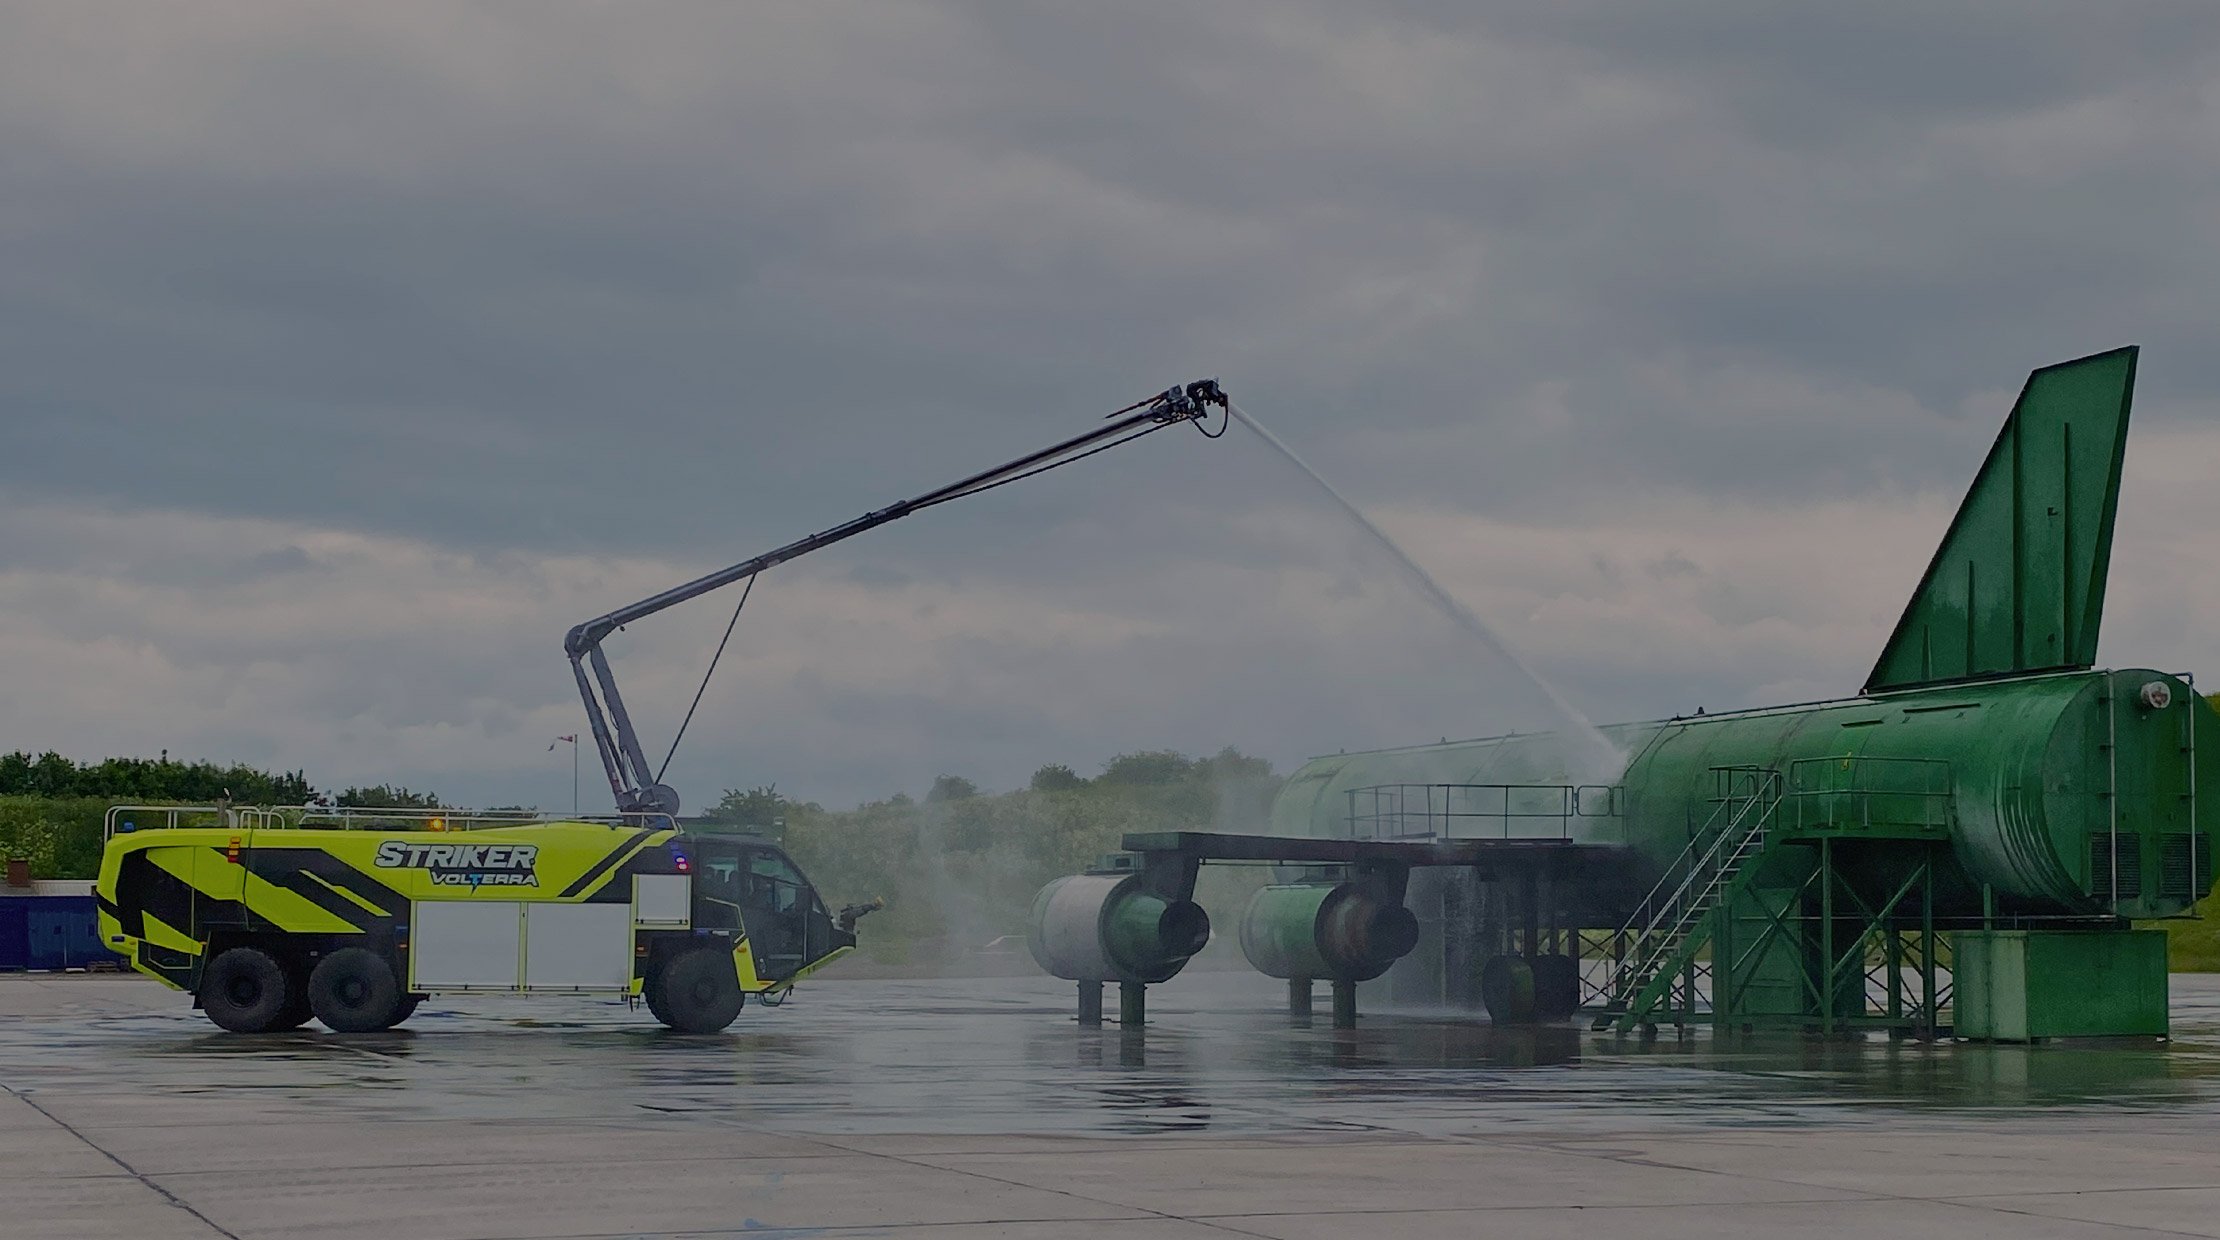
1953,929,2168,1040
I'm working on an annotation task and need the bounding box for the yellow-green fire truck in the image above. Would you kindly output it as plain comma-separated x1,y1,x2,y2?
96,806,873,1034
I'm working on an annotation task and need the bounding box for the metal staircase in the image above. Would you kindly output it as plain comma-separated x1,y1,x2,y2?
1591,767,1782,1032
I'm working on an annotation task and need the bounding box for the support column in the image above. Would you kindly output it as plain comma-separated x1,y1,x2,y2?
1119,981,1146,1028
1331,979,1358,1029
1681,952,1696,1033
1289,977,1313,1020
1077,981,1102,1028
1821,836,1836,1037
1539,869,1556,957
1921,848,1938,1040
1886,926,1904,1030
1521,869,1541,958
1710,883,1730,1033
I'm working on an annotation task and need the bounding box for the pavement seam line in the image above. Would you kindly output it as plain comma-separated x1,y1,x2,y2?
1917,1191,2215,1240
2,1083,242,1239
1938,1185,2220,1202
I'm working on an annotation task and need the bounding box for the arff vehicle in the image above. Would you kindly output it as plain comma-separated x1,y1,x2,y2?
95,380,1230,1034
97,806,870,1033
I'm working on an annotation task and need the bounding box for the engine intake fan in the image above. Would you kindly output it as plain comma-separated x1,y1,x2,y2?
1238,882,1419,983
1028,872,1211,985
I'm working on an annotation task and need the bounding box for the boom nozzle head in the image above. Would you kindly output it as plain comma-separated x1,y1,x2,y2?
1148,378,1229,423
837,896,886,932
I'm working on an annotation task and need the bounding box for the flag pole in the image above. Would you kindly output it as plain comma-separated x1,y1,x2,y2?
553,735,581,817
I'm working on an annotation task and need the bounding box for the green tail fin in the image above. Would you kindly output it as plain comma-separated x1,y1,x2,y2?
1864,346,2138,694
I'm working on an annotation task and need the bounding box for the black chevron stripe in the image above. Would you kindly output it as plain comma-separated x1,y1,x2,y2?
272,870,384,931
560,829,656,898
251,849,409,917
112,849,247,940
245,849,409,931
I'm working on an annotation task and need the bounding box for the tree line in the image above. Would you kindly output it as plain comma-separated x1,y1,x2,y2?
0,751,439,808
0,751,314,803
2,743,1275,823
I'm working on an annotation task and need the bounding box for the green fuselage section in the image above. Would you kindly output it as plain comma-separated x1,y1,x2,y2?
1271,668,2217,921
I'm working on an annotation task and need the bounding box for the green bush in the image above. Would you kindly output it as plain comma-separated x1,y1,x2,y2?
0,796,111,880
0,752,310,802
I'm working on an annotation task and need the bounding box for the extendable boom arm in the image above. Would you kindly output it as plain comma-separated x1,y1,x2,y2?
568,379,1229,814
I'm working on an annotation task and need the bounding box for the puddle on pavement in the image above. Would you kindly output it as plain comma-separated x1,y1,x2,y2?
8,971,2220,1137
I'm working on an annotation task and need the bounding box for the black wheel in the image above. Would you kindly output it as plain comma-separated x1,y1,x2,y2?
642,965,674,1027
1530,953,1579,1023
199,946,293,1033
652,949,745,1033
308,947,404,1033
375,993,417,1033
1479,954,1536,1025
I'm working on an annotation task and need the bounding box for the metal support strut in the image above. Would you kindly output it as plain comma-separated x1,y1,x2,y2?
563,380,1230,815
1119,982,1147,1028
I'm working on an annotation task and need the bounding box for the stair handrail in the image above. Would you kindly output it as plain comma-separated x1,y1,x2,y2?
1621,767,1780,945
1596,766,1782,1004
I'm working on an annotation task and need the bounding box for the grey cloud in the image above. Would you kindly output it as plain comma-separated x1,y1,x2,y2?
845,564,914,589
245,545,314,576
4,4,2218,804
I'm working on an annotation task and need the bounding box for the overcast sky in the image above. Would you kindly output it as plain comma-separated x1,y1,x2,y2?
5,3,2219,811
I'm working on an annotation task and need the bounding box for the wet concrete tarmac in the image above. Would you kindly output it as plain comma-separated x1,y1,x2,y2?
8,969,2220,1237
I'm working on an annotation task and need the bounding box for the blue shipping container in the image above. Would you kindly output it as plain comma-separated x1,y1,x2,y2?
0,896,120,971
0,901,25,971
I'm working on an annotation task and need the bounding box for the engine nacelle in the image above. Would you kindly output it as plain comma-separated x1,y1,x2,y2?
1028,872,1211,984
1238,882,1419,983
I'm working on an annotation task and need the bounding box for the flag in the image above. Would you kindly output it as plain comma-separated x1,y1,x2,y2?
549,735,576,751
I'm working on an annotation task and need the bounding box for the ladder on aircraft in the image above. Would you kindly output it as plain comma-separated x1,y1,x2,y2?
1591,766,1782,1033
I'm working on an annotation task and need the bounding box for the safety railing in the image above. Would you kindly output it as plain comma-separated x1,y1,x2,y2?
1344,783,1619,842
106,804,674,841
102,805,241,841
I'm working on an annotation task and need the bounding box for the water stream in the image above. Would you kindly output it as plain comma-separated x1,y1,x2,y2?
1227,403,1623,780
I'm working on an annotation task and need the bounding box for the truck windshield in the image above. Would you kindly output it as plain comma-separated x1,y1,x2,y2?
747,850,807,911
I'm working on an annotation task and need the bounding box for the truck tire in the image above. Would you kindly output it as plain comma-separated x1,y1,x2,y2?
200,946,293,1033
309,947,404,1032
385,995,423,1029
653,949,745,1033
